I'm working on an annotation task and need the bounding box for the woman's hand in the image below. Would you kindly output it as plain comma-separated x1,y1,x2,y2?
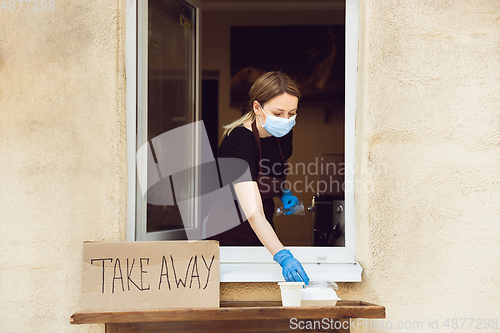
273,249,309,284
281,189,299,209
280,189,299,215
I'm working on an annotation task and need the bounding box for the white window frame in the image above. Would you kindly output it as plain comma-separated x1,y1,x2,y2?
126,0,202,241
126,0,362,282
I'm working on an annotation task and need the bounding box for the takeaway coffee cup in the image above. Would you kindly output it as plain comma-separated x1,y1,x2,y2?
278,282,304,306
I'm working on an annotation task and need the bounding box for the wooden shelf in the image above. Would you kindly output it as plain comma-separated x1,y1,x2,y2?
71,300,384,333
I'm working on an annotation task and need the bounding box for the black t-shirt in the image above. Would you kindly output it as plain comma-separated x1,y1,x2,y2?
217,125,293,181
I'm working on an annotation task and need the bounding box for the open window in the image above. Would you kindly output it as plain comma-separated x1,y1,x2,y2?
127,0,202,241
126,0,361,282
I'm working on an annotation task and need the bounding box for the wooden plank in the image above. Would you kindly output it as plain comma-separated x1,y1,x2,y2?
221,301,282,307
104,324,118,333
106,318,351,333
221,301,377,308
71,301,385,325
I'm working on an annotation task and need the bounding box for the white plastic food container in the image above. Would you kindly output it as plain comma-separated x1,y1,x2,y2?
301,285,341,306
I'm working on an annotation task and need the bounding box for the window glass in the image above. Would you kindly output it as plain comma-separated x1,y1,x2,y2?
136,0,197,240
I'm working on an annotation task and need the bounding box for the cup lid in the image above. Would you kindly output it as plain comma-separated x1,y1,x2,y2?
278,282,305,286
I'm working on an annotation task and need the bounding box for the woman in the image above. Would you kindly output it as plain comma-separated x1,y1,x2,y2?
209,71,309,284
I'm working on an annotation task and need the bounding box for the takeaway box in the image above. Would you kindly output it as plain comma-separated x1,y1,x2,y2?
82,240,220,311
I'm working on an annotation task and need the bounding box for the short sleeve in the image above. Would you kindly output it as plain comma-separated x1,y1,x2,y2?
217,127,259,181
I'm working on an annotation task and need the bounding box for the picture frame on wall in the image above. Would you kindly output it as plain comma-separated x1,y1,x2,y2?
230,25,345,110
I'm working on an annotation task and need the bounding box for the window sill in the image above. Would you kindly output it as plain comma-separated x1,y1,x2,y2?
220,262,363,282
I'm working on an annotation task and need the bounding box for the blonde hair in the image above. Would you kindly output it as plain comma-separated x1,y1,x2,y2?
222,71,301,137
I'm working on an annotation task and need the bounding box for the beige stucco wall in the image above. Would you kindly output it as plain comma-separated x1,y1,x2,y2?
0,2,126,332
346,0,500,332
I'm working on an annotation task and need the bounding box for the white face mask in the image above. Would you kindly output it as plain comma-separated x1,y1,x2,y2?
257,103,296,137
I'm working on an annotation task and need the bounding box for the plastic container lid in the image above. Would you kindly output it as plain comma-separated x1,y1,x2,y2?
278,282,305,287
301,287,340,301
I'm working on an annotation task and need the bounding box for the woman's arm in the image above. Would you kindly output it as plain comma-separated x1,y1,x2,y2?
232,181,285,256
233,180,310,284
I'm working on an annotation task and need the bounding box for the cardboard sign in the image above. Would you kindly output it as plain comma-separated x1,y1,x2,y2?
82,241,219,311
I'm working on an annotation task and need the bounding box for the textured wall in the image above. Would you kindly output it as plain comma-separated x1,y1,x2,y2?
0,2,126,332
341,0,500,332
2,1,500,332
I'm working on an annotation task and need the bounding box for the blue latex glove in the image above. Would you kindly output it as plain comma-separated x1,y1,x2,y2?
280,189,299,210
273,249,309,285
